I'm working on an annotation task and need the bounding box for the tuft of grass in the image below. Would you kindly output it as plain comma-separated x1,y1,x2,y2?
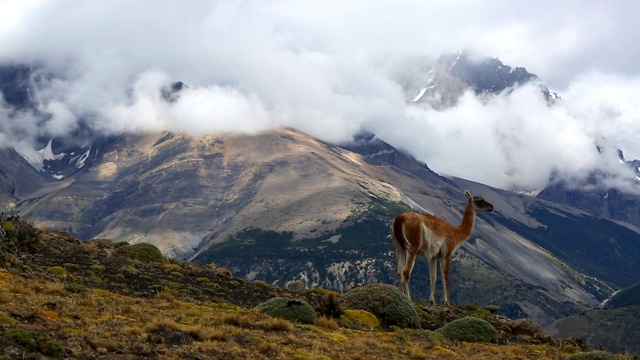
119,266,139,275
42,282,67,295
163,263,183,271
91,264,106,271
4,329,64,358
315,316,339,330
0,311,17,325
327,332,348,343
62,263,80,271
65,283,87,293
46,266,68,279
264,317,294,332
145,318,181,333
156,291,177,302
566,351,616,360
339,309,380,330
209,302,245,312
253,280,271,288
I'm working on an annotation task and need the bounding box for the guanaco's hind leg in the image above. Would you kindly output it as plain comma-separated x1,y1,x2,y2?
401,250,418,300
428,257,438,304
393,240,409,297
440,256,452,306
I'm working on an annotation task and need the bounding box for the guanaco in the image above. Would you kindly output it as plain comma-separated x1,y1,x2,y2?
391,190,493,304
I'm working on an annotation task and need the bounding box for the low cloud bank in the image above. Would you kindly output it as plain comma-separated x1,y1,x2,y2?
1,0,640,192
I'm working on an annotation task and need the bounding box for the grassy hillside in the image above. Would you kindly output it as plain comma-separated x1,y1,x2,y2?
550,281,640,357
0,215,629,359
552,306,640,358
606,282,640,309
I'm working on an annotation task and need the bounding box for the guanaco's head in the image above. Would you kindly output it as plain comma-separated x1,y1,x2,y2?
464,190,494,212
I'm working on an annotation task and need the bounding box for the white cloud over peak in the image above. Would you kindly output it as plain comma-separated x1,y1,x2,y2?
1,0,640,191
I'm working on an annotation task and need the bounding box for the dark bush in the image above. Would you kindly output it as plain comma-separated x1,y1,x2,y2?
116,242,165,263
339,284,419,329
257,297,317,324
436,316,497,343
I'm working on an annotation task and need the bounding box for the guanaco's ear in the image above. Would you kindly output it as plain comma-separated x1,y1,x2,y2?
464,190,472,199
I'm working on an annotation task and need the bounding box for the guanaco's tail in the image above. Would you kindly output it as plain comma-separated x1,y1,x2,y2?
392,214,408,252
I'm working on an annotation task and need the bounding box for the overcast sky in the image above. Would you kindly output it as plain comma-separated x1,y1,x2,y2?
1,0,640,191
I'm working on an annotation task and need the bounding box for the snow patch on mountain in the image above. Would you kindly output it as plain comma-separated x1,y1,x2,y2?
13,138,91,180
73,147,91,169
14,139,65,171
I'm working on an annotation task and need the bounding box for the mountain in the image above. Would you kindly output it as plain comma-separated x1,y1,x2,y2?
406,51,559,107
2,58,640,355
537,147,640,229
2,127,639,328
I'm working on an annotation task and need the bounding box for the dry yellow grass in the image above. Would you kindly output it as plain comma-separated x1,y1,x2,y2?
0,271,632,359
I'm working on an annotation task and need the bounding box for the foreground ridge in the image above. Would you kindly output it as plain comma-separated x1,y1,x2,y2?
0,216,628,359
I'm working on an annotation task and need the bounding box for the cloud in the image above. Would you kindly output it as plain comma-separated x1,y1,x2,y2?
367,85,602,190
1,0,640,191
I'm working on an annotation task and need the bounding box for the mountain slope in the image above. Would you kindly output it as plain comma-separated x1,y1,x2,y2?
1,59,640,332
4,127,638,328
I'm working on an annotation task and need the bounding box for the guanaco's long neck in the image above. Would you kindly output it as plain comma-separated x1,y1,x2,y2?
456,200,476,241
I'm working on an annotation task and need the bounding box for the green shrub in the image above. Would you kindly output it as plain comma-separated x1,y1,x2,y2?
119,266,139,275
4,329,64,358
1,221,16,233
339,284,419,329
116,242,165,263
1,216,38,246
46,266,68,278
0,312,18,325
485,305,500,314
566,351,616,360
62,263,80,271
436,316,497,343
257,297,317,324
91,264,106,271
